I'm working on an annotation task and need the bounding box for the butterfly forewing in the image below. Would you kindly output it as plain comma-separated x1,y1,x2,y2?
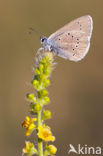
47,15,93,61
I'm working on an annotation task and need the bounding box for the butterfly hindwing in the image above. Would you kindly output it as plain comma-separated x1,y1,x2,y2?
47,15,93,61
50,31,89,61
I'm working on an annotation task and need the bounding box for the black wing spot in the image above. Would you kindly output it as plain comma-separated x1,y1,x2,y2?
68,33,70,35
59,38,61,40
77,42,79,44
73,49,74,51
76,45,78,47
77,38,79,41
72,35,73,38
80,24,82,30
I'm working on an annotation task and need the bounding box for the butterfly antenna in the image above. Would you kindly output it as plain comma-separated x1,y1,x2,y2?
28,27,43,36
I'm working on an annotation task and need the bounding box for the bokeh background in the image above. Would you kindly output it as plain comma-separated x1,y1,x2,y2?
0,0,103,155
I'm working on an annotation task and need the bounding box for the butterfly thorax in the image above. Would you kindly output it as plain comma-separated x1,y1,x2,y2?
40,36,52,51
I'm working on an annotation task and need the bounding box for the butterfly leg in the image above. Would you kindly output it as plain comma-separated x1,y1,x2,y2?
37,47,44,55
50,46,59,55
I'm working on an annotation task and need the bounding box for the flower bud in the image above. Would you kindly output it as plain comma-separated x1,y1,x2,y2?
33,104,42,112
38,64,44,73
44,96,50,104
43,79,50,88
47,145,57,155
27,93,36,102
35,68,40,75
42,110,51,120
30,103,41,112
39,89,48,98
22,141,38,155
32,80,39,90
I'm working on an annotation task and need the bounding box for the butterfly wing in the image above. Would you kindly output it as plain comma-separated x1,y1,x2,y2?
48,15,93,61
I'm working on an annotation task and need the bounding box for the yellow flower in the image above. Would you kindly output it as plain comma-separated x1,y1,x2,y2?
47,145,57,155
22,141,38,155
37,125,55,142
22,116,37,136
22,141,32,154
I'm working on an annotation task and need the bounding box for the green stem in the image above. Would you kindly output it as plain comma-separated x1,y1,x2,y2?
44,150,49,156
38,110,43,156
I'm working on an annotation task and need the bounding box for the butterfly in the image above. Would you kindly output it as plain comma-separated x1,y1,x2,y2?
39,15,93,62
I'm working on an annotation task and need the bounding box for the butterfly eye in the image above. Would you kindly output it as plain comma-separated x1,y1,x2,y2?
41,38,45,42
40,36,47,44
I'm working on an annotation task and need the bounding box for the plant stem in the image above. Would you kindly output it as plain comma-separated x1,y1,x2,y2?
38,110,43,156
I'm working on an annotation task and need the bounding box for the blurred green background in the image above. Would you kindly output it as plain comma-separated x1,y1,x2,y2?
0,0,103,155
